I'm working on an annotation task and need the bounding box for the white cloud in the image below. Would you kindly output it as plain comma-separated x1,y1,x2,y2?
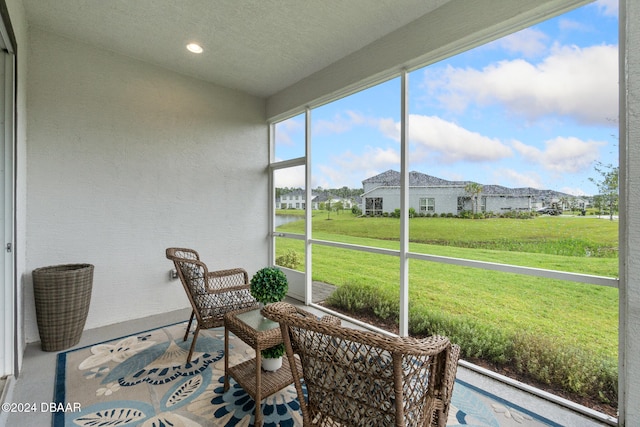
559,186,588,196
430,44,618,125
558,19,591,33
318,146,401,188
274,117,303,147
408,115,513,163
274,166,305,188
313,110,368,135
493,168,543,189
512,136,605,173
594,0,618,17
493,28,549,59
336,147,400,172
377,117,399,141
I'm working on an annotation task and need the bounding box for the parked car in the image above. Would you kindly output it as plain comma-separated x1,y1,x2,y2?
537,207,561,215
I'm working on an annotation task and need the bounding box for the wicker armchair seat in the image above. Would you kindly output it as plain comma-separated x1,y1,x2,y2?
263,302,460,427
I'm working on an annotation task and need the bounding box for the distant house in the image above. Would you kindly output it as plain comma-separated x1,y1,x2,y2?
278,191,361,211
361,170,567,216
278,190,318,210
316,193,358,210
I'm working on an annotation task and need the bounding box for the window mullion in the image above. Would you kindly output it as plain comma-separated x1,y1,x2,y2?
304,107,313,305
399,70,409,337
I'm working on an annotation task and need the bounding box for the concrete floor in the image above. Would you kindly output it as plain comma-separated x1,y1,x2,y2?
2,303,615,427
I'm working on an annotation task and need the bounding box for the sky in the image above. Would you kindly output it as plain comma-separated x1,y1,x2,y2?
274,0,618,197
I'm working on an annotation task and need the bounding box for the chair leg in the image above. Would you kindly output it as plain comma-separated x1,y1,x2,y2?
186,326,200,365
184,311,195,342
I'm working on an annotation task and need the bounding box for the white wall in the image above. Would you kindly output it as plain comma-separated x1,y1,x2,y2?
484,196,531,213
24,28,268,343
407,187,462,214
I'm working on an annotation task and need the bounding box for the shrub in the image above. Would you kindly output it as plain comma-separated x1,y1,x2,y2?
511,332,617,402
409,309,512,364
459,210,473,219
275,249,301,270
326,283,398,320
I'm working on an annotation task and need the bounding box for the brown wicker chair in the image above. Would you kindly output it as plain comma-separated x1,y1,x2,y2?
262,302,460,427
166,247,258,363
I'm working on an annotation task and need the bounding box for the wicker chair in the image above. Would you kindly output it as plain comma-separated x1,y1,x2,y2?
262,302,460,427
166,247,258,363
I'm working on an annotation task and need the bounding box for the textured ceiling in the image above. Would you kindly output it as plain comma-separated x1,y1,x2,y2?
23,0,448,97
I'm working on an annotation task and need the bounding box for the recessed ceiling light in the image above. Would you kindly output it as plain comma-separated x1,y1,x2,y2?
186,43,203,54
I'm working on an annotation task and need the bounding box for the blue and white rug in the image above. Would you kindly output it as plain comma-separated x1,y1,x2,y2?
54,323,559,426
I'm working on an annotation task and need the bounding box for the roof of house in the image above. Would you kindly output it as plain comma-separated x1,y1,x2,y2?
363,170,459,187
363,170,574,198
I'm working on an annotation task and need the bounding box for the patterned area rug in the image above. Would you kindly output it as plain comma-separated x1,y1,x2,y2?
54,323,560,426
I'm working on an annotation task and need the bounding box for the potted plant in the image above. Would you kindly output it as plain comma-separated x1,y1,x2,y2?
261,343,286,371
250,267,288,371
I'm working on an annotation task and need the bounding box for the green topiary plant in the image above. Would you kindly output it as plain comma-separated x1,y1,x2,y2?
250,267,288,304
262,343,285,359
250,267,288,361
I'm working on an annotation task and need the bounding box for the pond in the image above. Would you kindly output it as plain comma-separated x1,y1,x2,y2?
275,214,303,227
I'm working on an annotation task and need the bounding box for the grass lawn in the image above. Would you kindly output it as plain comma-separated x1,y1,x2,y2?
275,212,619,361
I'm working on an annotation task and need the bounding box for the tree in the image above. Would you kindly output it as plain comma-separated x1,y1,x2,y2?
464,182,483,215
559,196,569,212
589,162,619,221
325,199,332,220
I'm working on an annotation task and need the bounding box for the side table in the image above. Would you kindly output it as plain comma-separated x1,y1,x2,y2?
224,308,302,427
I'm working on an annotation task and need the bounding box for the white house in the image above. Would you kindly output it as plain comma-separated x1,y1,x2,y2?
279,191,356,211
362,170,537,215
316,193,357,211
278,190,318,210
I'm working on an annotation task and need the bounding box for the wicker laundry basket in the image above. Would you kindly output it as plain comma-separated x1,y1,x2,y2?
32,264,94,351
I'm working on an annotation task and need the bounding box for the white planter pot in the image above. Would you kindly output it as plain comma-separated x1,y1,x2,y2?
262,356,283,372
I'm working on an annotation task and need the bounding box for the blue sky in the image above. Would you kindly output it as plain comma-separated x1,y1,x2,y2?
275,0,618,196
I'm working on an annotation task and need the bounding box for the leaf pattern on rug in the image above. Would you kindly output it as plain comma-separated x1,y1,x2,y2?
103,336,223,386
160,369,211,412
166,374,205,408
72,407,147,426
194,373,303,427
491,404,534,424
79,336,156,370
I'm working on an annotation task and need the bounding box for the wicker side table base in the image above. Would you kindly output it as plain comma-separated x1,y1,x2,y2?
224,309,301,427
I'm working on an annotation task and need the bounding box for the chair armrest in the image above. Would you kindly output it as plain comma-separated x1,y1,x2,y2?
206,268,250,294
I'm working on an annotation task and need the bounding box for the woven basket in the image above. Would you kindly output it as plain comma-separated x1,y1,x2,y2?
32,264,94,351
